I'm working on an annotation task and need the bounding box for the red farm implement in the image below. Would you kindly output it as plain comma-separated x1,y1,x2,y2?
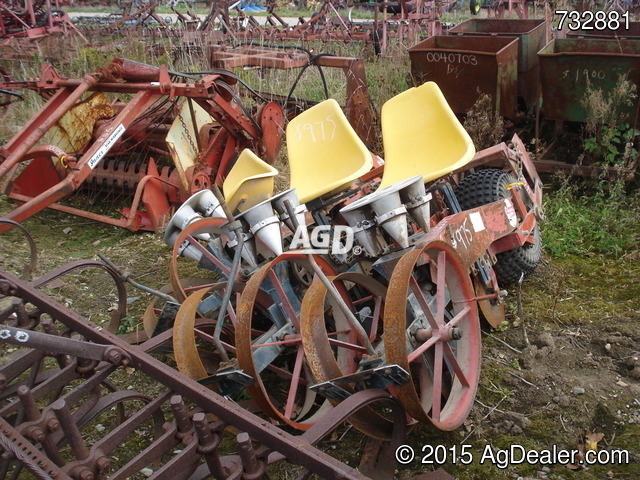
0,57,286,232
0,75,543,480
154,81,543,435
0,53,376,232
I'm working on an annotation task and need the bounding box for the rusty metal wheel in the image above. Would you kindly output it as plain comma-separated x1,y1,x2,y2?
173,284,230,381
384,241,481,430
300,272,400,440
169,217,233,303
235,253,337,430
0,219,37,280
172,282,271,387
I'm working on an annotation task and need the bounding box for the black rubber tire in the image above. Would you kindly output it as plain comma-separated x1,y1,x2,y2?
456,169,542,286
469,0,481,15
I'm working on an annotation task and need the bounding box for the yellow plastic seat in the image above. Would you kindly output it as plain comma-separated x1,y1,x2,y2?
379,82,475,189
223,149,278,213
286,99,373,204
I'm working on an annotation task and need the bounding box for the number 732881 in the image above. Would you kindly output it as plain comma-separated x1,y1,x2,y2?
555,10,630,31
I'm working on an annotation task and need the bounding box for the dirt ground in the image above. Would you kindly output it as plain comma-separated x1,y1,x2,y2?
1,188,638,479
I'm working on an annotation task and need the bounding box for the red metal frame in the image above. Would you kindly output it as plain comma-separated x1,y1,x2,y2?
0,58,285,233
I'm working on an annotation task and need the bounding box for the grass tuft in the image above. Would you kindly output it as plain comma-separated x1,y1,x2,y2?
542,177,640,259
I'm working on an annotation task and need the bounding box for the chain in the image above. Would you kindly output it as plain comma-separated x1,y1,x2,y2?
178,105,198,156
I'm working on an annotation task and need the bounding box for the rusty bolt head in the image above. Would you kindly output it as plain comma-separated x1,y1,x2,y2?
30,428,45,443
104,349,122,365
96,457,110,472
46,418,60,432
78,468,94,480
0,281,17,296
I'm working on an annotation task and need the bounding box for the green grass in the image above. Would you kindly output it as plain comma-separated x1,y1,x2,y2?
542,178,640,259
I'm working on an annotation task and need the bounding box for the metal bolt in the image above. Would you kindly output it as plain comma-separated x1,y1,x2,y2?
30,428,45,443
104,349,122,365
46,418,60,432
78,469,94,480
414,328,433,342
96,457,110,472
451,327,462,340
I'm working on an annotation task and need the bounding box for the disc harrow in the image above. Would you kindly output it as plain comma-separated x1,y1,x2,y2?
0,266,419,480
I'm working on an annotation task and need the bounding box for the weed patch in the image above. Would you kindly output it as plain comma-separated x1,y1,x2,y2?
543,178,640,259
581,74,639,169
463,92,505,150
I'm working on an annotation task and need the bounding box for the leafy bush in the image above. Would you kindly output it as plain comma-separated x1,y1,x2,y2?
581,74,639,168
583,122,639,167
463,92,505,150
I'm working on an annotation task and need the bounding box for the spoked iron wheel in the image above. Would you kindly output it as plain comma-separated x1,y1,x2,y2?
384,241,481,430
236,253,336,430
300,272,399,440
169,217,233,303
173,284,234,381
172,282,271,386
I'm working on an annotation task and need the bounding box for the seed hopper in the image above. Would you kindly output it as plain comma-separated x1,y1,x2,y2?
159,80,544,437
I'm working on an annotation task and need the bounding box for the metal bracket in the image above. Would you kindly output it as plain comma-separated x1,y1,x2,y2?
310,363,410,401
198,363,255,396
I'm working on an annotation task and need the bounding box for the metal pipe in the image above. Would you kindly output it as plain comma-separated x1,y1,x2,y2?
98,254,178,304
211,185,243,363
51,400,90,460
283,200,375,355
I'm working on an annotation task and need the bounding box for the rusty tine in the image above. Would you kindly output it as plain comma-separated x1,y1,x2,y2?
193,412,226,479
41,318,70,368
170,395,193,436
11,299,30,328
17,386,46,443
51,400,90,461
40,317,55,334
16,386,40,421
17,386,66,466
236,432,261,476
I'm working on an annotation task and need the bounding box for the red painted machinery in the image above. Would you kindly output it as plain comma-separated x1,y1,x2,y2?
0,0,85,39
0,57,285,232
157,81,544,437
